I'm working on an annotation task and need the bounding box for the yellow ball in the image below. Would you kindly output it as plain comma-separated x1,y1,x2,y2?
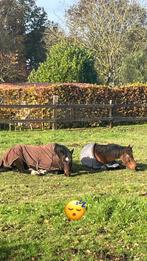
64,200,86,221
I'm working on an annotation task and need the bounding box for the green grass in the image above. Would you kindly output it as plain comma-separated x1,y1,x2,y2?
0,125,147,261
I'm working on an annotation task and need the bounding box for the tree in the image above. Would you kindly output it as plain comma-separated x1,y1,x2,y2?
0,52,27,82
0,0,26,81
0,0,48,82
66,0,147,85
119,49,147,83
28,40,98,83
24,0,48,69
43,22,65,51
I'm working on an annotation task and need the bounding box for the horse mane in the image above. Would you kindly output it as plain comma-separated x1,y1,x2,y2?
54,143,71,158
94,143,128,158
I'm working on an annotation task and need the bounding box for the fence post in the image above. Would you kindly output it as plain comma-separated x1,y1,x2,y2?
52,95,59,130
9,123,12,131
109,100,113,128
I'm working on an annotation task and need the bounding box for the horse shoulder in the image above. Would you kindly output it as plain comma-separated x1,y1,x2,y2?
94,151,107,164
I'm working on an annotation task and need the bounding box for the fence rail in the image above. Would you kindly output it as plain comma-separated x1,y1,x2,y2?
0,99,146,130
0,103,147,109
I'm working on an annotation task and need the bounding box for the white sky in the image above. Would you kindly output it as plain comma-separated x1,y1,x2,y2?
36,0,78,27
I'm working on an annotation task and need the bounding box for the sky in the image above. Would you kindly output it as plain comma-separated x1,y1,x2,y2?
36,0,147,28
36,0,78,27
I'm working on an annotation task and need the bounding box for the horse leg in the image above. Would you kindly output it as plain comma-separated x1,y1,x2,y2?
12,158,28,173
0,159,12,172
29,168,47,175
0,166,12,172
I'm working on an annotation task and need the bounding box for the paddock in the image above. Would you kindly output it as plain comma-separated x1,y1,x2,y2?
0,125,147,260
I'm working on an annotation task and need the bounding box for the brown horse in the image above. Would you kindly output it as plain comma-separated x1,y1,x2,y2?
94,144,137,170
0,143,74,176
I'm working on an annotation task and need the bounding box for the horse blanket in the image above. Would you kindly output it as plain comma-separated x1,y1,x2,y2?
80,143,120,170
0,144,62,171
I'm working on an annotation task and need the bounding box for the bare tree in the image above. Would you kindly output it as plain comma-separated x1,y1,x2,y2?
66,0,147,84
0,52,27,82
43,22,65,50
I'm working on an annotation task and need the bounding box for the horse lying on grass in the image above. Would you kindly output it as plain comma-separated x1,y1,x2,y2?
0,143,73,176
80,143,137,170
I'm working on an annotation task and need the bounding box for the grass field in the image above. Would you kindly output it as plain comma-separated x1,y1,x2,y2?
0,125,147,261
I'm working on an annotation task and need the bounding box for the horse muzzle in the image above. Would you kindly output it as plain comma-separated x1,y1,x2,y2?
128,162,137,170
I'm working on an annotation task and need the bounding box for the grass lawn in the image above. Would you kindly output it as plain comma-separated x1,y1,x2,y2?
0,124,147,261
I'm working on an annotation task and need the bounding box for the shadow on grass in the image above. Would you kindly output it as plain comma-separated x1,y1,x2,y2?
0,162,146,178
137,163,147,171
71,161,125,177
72,167,100,177
0,240,41,261
71,161,147,177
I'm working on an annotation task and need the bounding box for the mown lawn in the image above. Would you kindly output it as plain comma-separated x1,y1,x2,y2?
0,125,147,261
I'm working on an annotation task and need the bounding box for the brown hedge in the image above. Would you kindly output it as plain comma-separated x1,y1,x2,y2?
0,82,147,128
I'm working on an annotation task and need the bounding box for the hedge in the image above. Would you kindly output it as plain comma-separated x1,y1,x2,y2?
0,83,146,129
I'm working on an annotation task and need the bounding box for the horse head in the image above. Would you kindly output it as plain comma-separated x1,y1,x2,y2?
54,144,74,176
120,145,137,170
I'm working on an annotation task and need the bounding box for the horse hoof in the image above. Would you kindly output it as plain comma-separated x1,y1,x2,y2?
31,169,40,175
38,169,47,175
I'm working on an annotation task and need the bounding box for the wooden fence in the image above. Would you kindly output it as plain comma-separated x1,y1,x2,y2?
0,97,147,130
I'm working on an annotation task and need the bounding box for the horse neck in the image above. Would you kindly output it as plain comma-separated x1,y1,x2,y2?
95,144,126,159
117,147,126,159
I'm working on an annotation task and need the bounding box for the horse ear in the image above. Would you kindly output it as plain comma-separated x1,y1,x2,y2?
128,144,133,149
70,149,74,155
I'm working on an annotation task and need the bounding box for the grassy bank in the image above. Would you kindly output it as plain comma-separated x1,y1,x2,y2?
0,125,147,260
